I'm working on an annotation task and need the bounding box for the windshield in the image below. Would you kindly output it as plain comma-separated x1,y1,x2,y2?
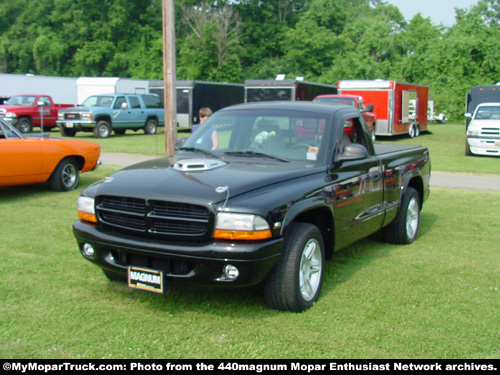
5,95,37,106
0,118,23,139
182,109,332,162
82,95,114,108
474,106,500,120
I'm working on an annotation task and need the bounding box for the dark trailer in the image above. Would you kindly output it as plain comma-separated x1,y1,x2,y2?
244,79,337,103
149,80,244,128
465,84,500,128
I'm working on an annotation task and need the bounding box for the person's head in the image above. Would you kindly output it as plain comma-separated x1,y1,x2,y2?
199,107,213,124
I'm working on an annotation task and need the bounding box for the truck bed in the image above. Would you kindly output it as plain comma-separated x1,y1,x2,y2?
374,143,423,155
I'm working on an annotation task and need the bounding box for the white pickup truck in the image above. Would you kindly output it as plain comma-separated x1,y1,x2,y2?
465,102,500,157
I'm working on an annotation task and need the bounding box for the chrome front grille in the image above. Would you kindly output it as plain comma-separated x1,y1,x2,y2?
63,113,81,120
96,195,211,239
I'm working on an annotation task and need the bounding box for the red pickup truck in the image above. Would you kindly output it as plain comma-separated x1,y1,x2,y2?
313,94,377,142
0,94,73,133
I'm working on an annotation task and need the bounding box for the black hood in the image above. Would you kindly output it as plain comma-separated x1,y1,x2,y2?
95,156,324,204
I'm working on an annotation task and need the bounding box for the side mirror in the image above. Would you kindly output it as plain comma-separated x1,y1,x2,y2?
37,100,44,107
337,144,369,161
121,102,128,110
465,113,472,119
367,104,374,112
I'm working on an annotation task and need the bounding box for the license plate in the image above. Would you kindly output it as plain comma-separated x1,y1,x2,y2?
66,123,73,128
128,266,164,294
495,141,500,147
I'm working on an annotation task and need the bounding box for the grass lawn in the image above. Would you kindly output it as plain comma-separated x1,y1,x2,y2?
0,164,499,359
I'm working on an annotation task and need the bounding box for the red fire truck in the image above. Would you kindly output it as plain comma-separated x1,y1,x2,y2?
338,80,429,137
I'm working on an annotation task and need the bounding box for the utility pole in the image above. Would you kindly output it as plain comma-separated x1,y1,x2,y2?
163,0,177,156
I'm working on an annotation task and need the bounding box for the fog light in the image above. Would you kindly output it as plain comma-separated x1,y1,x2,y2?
82,243,95,259
223,264,239,280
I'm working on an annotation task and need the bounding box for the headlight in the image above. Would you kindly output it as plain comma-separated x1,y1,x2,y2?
214,213,271,240
467,127,479,136
81,112,93,121
77,196,97,223
6,112,17,118
58,113,64,120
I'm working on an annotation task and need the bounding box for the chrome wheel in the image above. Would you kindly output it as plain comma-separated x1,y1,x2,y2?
299,238,322,302
264,222,325,312
406,196,419,240
62,163,78,189
382,187,420,245
49,158,80,191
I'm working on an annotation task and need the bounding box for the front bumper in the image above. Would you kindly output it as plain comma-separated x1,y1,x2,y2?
3,117,18,126
73,220,283,289
57,120,96,130
467,137,500,156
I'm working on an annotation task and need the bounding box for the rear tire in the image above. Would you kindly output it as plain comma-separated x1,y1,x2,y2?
49,158,80,191
370,125,376,143
144,119,158,135
383,187,420,244
264,222,324,312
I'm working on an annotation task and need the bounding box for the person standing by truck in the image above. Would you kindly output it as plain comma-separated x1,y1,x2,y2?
192,107,218,150
191,107,213,133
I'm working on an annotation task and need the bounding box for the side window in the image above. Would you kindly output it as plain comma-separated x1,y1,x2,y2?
114,96,126,109
358,99,366,111
340,117,370,152
40,96,51,106
143,95,163,108
128,96,142,109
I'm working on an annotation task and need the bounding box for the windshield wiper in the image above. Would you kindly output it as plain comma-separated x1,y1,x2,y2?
224,150,289,162
178,147,219,158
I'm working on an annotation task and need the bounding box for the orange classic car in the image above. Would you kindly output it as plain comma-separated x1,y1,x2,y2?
0,118,101,191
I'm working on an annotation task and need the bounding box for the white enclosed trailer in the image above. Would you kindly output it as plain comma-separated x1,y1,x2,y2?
76,77,149,104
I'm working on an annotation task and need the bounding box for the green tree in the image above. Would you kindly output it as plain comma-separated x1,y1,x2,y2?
177,2,243,81
281,0,347,79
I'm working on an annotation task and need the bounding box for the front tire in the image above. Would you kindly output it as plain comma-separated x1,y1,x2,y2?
94,120,112,138
49,158,80,191
383,187,420,244
465,141,473,156
17,117,33,133
60,127,77,137
264,222,325,312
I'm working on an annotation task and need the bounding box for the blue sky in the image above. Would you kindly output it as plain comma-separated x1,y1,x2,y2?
385,0,480,26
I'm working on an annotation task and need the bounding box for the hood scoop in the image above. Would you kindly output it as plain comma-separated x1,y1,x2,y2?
173,158,226,172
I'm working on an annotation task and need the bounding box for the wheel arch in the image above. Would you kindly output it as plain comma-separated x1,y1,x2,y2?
145,115,158,123
282,203,334,260
52,155,85,173
404,174,424,210
95,115,112,124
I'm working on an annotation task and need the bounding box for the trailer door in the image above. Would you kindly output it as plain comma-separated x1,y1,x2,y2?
176,88,191,128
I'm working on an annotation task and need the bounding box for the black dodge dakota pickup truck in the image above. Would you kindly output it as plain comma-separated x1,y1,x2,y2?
73,101,430,312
